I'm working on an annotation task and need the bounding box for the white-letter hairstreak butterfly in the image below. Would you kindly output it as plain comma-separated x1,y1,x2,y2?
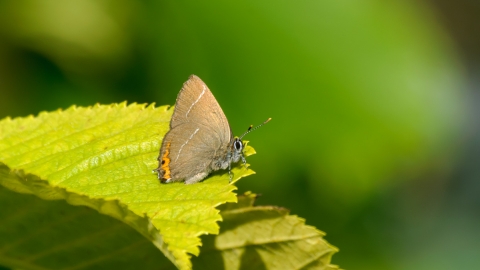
154,75,270,184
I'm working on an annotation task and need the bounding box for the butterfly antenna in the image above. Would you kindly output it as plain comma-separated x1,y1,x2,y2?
239,118,271,139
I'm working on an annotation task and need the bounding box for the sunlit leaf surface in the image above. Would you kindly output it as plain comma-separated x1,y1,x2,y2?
0,103,255,269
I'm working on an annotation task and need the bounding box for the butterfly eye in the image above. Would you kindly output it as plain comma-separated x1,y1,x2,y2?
234,140,243,151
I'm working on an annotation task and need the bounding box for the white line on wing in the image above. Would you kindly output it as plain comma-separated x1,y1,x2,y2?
175,128,200,162
186,86,206,118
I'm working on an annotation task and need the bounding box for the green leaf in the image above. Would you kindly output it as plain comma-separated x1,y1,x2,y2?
193,192,340,270
0,184,173,269
0,103,255,270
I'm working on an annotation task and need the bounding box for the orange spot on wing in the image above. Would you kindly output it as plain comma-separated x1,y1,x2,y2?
161,142,172,180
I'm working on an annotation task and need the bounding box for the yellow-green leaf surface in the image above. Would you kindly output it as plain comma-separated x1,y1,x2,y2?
193,192,340,270
0,103,255,270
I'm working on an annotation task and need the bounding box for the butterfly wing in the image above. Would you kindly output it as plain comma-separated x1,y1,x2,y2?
157,75,233,182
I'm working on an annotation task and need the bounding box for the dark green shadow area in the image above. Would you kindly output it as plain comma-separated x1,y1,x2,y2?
0,186,174,270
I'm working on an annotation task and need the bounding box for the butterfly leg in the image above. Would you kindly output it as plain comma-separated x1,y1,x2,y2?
241,156,247,168
228,163,233,182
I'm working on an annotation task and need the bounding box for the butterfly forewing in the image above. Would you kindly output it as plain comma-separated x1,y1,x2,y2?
159,75,233,181
171,75,231,136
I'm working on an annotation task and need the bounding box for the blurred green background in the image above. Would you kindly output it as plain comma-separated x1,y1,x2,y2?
1,1,479,269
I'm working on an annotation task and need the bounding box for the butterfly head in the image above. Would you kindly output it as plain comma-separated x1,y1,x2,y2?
230,117,272,164
230,137,244,163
